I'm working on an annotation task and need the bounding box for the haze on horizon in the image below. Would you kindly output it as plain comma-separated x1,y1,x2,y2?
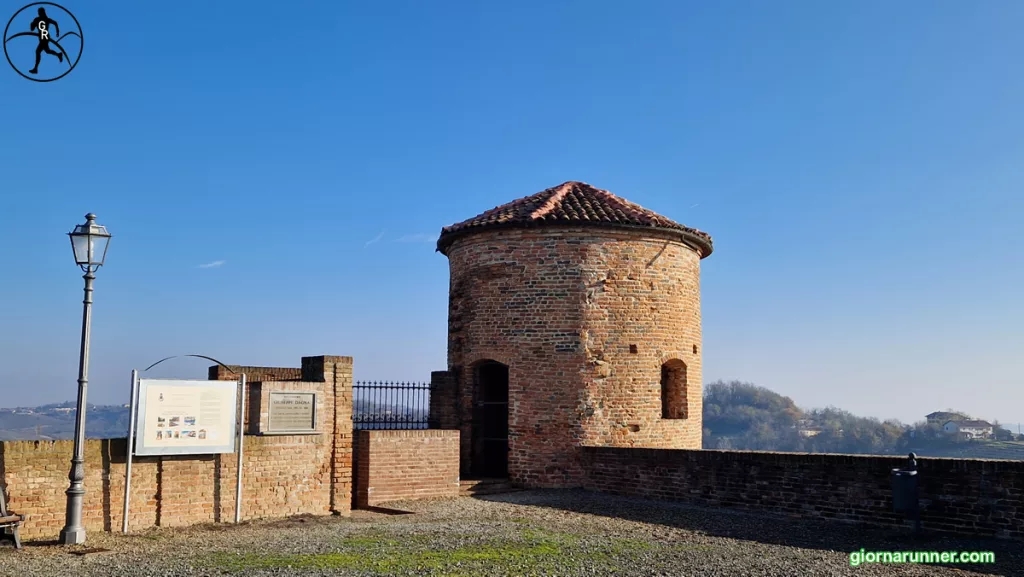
1,1,1021,429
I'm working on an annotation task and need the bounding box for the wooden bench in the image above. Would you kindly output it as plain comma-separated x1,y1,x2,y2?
0,487,24,550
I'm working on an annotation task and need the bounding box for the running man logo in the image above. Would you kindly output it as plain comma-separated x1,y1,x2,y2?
4,2,83,82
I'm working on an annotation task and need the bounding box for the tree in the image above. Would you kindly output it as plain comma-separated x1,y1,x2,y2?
991,420,1015,441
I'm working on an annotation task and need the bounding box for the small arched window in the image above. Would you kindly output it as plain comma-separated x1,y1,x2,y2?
661,359,687,419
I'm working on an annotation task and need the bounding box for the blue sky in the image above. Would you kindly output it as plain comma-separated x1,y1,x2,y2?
1,0,1021,428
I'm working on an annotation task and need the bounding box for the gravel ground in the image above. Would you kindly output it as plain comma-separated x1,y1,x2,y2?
1,490,1021,577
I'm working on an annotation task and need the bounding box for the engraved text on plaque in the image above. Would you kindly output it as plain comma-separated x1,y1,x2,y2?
268,392,317,433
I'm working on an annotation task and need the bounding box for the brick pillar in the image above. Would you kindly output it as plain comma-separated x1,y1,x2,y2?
301,355,353,516
429,370,459,429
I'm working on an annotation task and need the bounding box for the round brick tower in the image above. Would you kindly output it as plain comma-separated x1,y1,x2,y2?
436,181,713,488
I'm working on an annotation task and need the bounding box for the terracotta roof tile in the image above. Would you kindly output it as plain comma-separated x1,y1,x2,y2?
436,181,713,257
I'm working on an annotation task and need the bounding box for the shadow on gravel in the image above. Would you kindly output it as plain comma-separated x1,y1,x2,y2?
13,539,60,548
476,490,1024,577
356,506,416,516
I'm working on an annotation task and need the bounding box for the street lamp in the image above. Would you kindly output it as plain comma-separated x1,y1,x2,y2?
59,213,111,545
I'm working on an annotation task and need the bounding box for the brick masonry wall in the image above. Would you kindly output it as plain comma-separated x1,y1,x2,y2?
428,371,459,430
0,355,353,541
209,365,303,382
581,447,1024,540
1,435,330,540
353,430,460,508
302,356,354,514
444,227,704,488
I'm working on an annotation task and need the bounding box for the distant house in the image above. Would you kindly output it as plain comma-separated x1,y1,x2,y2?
943,420,993,440
926,411,967,424
798,427,823,438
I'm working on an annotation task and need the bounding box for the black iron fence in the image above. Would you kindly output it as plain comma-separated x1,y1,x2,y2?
353,380,433,430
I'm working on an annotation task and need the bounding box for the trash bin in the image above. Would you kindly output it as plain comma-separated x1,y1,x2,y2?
891,453,919,519
891,469,918,513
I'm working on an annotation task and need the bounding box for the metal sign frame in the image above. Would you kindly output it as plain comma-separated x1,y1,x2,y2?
133,378,239,457
122,371,247,533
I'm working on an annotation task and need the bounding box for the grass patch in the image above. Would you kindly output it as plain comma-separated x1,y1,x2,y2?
204,523,665,575
606,537,654,553
339,534,401,548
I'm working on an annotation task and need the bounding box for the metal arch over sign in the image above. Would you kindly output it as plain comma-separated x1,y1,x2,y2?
134,379,239,456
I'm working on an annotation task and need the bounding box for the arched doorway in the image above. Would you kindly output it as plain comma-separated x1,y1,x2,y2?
660,359,688,419
470,360,509,478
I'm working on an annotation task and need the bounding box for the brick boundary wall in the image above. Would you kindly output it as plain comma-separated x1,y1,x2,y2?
2,436,331,540
0,355,353,541
209,365,303,382
580,447,1024,540
353,430,460,509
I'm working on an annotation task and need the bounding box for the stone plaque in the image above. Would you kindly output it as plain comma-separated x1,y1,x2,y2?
268,392,317,433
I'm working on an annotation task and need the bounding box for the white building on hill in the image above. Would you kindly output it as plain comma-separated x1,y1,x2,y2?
943,420,993,439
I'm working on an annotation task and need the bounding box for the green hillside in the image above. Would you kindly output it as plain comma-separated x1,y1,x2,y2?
0,403,130,441
702,380,1021,459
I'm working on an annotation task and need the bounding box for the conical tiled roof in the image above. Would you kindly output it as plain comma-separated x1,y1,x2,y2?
436,181,713,257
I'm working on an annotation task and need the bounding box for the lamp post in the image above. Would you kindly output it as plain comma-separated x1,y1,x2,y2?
59,214,111,546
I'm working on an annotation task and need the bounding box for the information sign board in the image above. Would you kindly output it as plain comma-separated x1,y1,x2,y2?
134,379,239,456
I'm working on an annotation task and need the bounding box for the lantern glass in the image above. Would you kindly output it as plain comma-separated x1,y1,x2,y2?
68,215,111,268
